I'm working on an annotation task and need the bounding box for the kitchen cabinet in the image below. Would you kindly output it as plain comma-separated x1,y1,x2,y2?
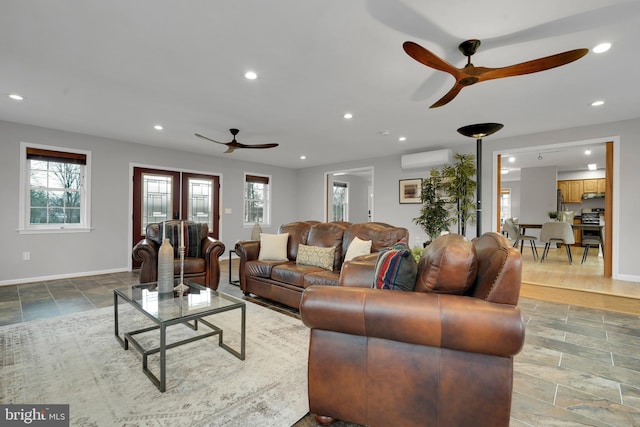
558,178,606,203
583,179,599,193
558,180,584,203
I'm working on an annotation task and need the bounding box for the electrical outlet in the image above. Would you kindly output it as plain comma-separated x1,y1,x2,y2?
22,251,30,261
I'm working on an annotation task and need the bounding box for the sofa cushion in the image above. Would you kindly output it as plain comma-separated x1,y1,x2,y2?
272,263,324,287
344,236,372,262
296,244,336,271
372,244,417,291
157,221,208,258
304,270,340,288
307,222,347,270
259,233,289,261
415,234,478,295
246,260,290,279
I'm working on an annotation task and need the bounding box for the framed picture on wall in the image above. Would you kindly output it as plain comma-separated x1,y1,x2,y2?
399,179,422,204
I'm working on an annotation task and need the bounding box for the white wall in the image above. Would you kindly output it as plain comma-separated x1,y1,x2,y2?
519,166,557,225
3,117,640,284
0,120,297,284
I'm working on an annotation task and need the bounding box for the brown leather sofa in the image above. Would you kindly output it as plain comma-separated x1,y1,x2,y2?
300,232,525,427
132,220,225,289
234,221,408,309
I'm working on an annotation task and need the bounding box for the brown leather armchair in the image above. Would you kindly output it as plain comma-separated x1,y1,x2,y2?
132,221,225,289
300,232,526,427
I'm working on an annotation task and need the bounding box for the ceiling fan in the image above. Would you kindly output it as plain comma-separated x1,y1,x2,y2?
195,128,279,153
403,39,589,108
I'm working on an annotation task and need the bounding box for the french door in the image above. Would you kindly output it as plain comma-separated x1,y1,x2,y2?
132,167,220,267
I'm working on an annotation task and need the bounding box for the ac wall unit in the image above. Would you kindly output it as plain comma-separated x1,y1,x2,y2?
401,149,452,171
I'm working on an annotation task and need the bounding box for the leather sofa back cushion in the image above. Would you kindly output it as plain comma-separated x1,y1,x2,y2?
415,234,478,294
279,221,313,260
307,223,347,270
343,222,409,254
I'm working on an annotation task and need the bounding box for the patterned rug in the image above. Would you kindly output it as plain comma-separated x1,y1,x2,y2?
0,300,310,426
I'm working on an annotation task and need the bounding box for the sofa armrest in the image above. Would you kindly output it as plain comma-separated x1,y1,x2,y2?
132,238,159,283
300,285,525,357
338,254,378,288
235,240,261,291
202,237,225,289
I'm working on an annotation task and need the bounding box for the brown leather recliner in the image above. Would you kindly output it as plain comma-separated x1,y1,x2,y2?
300,232,526,427
132,221,225,289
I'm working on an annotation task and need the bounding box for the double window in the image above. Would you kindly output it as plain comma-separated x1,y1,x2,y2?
20,144,91,232
244,174,271,226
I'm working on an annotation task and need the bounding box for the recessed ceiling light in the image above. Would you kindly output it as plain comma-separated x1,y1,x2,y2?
585,148,591,155
300,155,306,160
593,43,611,54
8,93,24,101
154,124,163,131
508,156,515,163
500,168,509,175
591,100,605,107
244,71,258,80
343,113,353,119
588,163,597,171
398,136,407,142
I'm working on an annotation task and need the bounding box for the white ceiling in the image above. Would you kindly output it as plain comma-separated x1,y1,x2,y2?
2,1,638,169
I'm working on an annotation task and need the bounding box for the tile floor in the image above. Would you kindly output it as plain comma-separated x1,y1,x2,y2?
2,270,640,426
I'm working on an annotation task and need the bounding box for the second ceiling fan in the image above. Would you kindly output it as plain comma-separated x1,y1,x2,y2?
403,39,589,108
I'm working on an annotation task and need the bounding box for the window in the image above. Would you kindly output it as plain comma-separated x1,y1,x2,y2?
244,174,271,226
332,181,348,221
500,188,512,224
20,144,91,232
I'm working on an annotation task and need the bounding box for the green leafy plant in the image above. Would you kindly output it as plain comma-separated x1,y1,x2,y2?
412,169,452,244
411,246,425,262
441,153,477,236
548,210,559,220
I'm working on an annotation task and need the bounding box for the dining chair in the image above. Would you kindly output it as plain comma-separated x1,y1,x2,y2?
504,218,538,260
540,221,575,264
581,237,603,264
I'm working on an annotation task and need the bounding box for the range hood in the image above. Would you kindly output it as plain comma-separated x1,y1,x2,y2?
582,192,605,199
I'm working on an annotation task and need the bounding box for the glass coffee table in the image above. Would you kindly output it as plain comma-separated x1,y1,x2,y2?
113,279,245,392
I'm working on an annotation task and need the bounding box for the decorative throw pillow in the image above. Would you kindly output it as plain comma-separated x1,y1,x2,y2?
296,244,336,271
162,222,206,258
344,236,373,261
259,233,289,261
372,243,417,291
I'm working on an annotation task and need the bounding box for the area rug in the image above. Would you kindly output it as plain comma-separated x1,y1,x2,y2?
0,300,310,426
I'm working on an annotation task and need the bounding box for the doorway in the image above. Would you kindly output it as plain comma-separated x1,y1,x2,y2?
132,166,220,267
324,167,373,223
494,139,613,278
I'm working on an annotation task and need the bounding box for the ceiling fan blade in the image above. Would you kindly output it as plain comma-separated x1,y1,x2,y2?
403,41,461,78
430,83,465,108
477,48,589,82
236,143,279,150
194,133,228,146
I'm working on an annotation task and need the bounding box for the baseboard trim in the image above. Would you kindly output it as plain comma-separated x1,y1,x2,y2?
0,267,130,287
521,281,640,315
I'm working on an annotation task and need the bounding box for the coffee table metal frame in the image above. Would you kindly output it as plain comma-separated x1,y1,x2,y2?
113,280,245,392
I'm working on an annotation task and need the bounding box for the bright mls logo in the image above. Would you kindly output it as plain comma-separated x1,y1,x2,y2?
1,405,69,426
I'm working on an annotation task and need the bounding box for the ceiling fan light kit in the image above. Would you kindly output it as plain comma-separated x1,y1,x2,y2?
403,39,589,108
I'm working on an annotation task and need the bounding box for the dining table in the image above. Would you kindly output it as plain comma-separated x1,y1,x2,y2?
515,222,604,250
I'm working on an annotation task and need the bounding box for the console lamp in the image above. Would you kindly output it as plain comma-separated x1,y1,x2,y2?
456,122,504,237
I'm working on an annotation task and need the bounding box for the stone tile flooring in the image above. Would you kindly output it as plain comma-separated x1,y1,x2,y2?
2,271,640,426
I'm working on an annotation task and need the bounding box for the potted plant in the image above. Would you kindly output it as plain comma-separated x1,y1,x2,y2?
440,153,477,236
547,211,559,220
412,169,451,246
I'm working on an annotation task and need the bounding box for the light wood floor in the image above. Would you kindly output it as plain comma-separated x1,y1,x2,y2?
519,244,640,315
